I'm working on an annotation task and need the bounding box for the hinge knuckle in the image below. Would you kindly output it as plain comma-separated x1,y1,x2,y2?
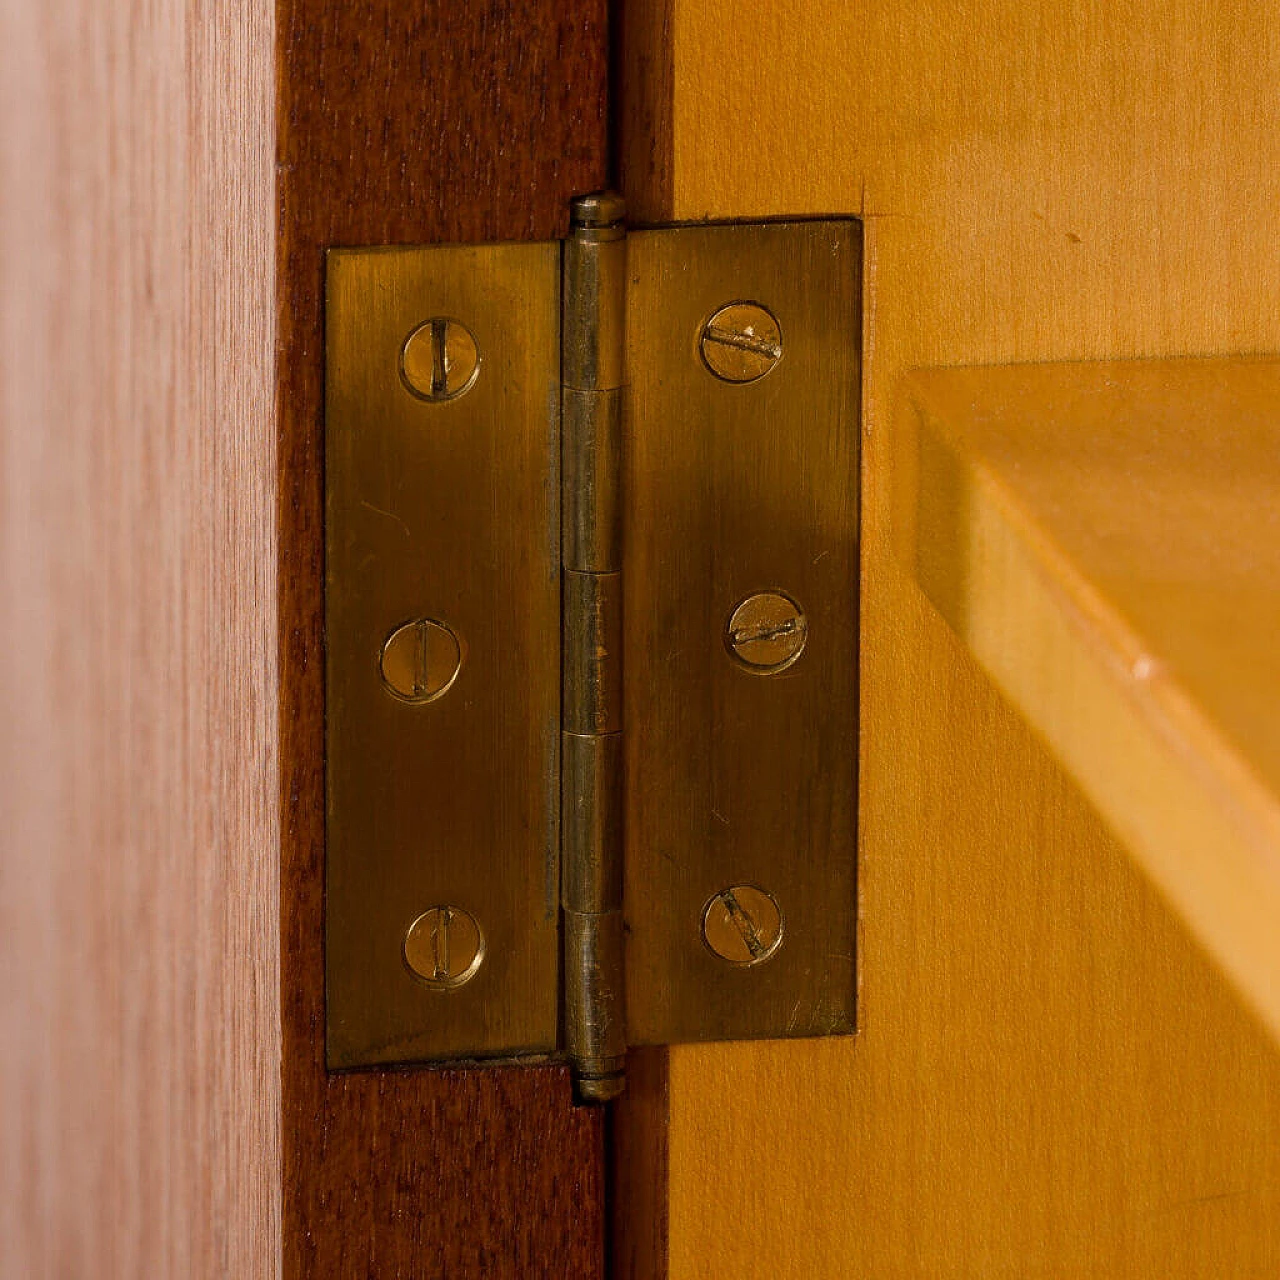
562,387,622,572
562,570,623,735
563,208,626,393
562,193,628,1101
563,910,626,1101
561,733,624,911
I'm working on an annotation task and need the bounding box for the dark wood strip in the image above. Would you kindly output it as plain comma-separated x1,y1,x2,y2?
277,3,609,1273
611,1,675,1274
610,1047,670,1280
615,0,675,224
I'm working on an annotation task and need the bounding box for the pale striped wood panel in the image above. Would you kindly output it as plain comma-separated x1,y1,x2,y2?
0,0,279,1274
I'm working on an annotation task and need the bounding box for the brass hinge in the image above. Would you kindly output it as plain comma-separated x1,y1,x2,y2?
325,194,860,1102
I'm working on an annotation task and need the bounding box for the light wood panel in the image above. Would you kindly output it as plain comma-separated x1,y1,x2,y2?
0,0,279,1275
906,358,1280,1044
276,1,611,1272
628,1,1280,1274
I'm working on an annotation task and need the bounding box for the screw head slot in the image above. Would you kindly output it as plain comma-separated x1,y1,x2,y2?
379,618,463,703
699,301,782,383
404,906,485,989
701,886,784,966
400,317,480,402
725,591,808,674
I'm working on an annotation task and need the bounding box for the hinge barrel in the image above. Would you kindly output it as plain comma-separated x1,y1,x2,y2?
562,192,627,1101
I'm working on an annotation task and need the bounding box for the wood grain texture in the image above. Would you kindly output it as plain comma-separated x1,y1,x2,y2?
646,1,1280,1274
906,358,1280,1045
277,2,610,1274
615,0,673,225
0,0,279,1276
609,14,676,1271
610,1047,670,1280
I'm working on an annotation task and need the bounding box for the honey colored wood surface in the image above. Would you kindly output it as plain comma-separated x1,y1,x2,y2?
0,0,279,1275
277,2,611,1273
907,359,1280,1045
625,2,1280,1275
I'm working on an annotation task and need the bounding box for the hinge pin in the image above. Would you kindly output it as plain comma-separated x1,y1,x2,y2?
562,192,628,1102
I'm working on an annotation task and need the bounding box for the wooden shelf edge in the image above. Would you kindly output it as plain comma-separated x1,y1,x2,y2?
899,359,1280,1047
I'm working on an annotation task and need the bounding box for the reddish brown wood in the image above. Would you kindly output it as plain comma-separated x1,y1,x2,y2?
615,0,674,224
608,4,674,1275
610,1048,670,1279
277,3,609,1273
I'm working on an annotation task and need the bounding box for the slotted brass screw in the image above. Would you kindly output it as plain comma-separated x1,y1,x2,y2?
725,591,807,674
699,301,782,383
701,886,784,966
379,618,462,703
404,906,485,989
400,317,480,401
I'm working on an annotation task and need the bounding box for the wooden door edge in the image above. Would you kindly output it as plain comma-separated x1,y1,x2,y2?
610,0,676,1274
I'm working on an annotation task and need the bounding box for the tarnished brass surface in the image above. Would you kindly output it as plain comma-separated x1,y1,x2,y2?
400,317,480,401
403,905,486,989
562,217,625,391
561,733,624,912
700,885,784,967
378,617,464,702
562,387,623,571
624,220,860,1046
725,591,808,674
325,243,561,1067
561,195,628,1099
699,301,783,384
563,909,626,1101
561,569,623,736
